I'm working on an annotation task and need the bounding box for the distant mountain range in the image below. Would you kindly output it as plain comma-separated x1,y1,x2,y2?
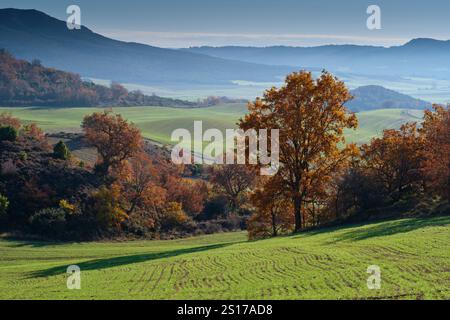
0,8,443,111
184,39,450,78
0,8,295,86
2,8,450,88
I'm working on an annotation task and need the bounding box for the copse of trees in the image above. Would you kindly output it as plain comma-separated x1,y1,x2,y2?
240,72,449,239
0,70,448,241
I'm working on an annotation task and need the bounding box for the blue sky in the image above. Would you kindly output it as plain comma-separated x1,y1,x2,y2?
2,0,450,47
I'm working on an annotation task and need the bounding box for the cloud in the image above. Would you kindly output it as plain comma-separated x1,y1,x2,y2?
98,29,410,48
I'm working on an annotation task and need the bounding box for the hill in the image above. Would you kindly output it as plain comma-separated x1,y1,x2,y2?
0,106,424,145
184,40,450,79
0,9,293,86
0,216,448,299
347,85,432,112
0,50,195,107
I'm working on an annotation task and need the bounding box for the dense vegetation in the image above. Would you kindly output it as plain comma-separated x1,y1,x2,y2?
0,71,448,241
239,72,449,239
0,216,448,299
0,50,195,107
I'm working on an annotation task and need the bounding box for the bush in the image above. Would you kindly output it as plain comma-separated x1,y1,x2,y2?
29,208,67,238
161,202,189,230
0,194,9,216
0,126,18,142
53,141,71,160
18,151,28,161
198,195,229,220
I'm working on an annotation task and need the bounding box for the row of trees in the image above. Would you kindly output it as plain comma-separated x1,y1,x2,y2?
237,71,449,239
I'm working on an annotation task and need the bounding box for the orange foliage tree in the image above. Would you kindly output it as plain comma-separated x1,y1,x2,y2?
361,123,424,200
0,112,21,129
82,111,143,176
248,176,293,239
420,105,450,199
239,71,358,232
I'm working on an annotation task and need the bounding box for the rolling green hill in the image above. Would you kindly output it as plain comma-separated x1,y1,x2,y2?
0,216,448,300
0,106,423,145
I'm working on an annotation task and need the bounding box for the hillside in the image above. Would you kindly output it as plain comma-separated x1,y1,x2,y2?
0,216,448,299
0,106,424,145
0,9,293,86
0,50,194,107
347,85,432,112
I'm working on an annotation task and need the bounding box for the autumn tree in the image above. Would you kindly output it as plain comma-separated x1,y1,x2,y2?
115,152,166,217
420,105,450,199
361,123,424,200
82,111,143,176
0,113,21,129
240,71,358,232
165,176,208,217
248,177,293,239
22,123,46,142
88,186,128,232
210,164,256,214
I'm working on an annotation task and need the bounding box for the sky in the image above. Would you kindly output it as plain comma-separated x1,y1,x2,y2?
1,0,450,47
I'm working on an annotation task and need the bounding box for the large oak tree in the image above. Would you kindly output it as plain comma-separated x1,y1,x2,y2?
239,71,358,232
82,111,143,176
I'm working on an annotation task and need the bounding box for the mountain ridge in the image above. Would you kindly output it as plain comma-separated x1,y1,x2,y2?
0,8,295,86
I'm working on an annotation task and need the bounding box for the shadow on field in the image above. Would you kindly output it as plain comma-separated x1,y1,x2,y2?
293,216,450,243
29,242,235,278
5,240,73,248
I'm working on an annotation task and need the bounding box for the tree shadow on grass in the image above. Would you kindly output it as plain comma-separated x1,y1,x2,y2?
29,242,237,279
4,239,78,248
293,216,450,243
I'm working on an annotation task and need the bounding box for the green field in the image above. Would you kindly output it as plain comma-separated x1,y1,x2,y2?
0,216,448,300
0,106,423,145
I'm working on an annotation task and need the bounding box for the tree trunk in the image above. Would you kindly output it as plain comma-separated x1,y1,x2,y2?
271,211,277,237
294,195,302,233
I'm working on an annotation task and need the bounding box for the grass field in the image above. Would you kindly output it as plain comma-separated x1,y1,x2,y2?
0,106,423,145
0,216,448,300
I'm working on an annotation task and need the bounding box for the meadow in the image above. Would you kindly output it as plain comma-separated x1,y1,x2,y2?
0,216,448,300
0,105,423,145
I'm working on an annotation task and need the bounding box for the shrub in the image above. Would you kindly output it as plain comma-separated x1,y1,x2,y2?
198,195,229,220
161,202,189,230
0,194,9,216
18,151,28,161
53,140,71,160
88,186,128,232
0,126,18,142
29,208,67,238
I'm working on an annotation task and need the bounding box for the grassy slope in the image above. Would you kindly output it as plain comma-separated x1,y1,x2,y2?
0,106,423,145
0,216,448,300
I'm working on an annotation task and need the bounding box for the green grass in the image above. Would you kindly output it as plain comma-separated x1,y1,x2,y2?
0,106,423,145
0,216,448,300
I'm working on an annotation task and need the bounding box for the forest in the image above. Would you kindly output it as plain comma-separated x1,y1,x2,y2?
0,70,448,240
0,49,197,107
